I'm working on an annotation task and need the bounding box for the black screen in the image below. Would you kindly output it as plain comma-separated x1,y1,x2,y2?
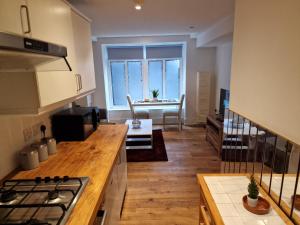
219,88,230,120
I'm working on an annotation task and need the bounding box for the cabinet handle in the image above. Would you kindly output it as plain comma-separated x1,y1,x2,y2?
78,74,83,91
21,5,31,34
75,74,80,92
200,206,211,225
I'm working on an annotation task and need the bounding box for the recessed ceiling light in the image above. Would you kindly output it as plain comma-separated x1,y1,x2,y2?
189,26,195,29
135,4,142,10
133,0,144,10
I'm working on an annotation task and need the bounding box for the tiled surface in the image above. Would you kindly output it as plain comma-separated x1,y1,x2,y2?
204,176,286,225
261,175,300,217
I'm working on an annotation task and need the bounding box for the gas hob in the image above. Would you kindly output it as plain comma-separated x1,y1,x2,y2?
0,176,89,225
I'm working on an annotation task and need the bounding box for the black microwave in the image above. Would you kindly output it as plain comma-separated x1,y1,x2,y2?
51,107,100,142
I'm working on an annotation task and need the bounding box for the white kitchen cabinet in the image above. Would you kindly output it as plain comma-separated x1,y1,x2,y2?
26,0,78,107
102,165,119,225
117,144,127,212
71,10,96,95
0,0,97,114
0,0,26,35
101,142,127,225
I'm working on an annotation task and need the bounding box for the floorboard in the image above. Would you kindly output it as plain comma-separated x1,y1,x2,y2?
120,126,221,225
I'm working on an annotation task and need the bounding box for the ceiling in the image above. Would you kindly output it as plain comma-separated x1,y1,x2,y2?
68,0,234,38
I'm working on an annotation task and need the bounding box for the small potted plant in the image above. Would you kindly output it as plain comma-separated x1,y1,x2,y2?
151,89,159,101
247,175,259,207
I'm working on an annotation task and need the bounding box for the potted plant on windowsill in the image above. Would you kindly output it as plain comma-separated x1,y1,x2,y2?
247,175,259,207
151,89,159,102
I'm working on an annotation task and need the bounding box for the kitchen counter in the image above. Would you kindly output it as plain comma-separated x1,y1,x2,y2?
197,173,293,225
12,124,128,225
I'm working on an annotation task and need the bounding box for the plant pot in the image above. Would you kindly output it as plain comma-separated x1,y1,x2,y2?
152,97,158,102
247,195,258,207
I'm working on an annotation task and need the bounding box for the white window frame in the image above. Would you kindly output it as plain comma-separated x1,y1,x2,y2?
108,59,143,108
102,42,187,110
147,58,182,99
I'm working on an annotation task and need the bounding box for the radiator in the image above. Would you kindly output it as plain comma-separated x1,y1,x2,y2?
196,72,211,123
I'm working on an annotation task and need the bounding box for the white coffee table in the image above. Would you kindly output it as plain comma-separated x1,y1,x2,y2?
125,119,153,150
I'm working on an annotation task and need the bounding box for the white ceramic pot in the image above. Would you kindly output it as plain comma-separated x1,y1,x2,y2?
19,148,39,170
153,97,158,102
47,138,57,155
32,142,48,162
247,195,258,207
37,144,48,162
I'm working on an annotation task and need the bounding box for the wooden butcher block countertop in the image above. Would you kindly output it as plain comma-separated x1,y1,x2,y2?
13,124,128,225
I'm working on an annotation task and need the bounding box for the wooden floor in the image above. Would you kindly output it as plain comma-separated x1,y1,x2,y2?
120,126,221,225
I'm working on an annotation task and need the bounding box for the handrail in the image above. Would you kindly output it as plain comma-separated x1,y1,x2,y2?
221,109,299,224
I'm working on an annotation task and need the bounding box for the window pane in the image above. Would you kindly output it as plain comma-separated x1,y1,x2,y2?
128,61,143,101
148,60,163,99
110,62,126,106
165,60,180,100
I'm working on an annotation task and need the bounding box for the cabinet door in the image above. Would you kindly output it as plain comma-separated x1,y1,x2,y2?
71,10,96,94
103,165,120,225
26,0,77,107
0,0,26,35
111,165,120,225
117,143,127,202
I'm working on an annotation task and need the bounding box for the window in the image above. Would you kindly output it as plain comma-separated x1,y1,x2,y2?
165,59,180,99
148,59,180,100
109,60,143,106
148,60,163,98
110,62,126,106
128,61,143,101
105,44,185,108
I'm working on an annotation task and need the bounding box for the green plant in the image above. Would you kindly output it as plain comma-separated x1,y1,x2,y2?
248,175,259,199
151,89,159,98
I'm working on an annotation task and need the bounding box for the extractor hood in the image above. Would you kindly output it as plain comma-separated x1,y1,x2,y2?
0,32,72,72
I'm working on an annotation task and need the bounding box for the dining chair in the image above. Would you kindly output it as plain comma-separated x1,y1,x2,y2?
127,95,150,119
163,94,185,131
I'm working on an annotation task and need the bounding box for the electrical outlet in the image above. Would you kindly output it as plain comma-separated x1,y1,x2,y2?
32,124,39,137
23,127,32,142
32,122,43,138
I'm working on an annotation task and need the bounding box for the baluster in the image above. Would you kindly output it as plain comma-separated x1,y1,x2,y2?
224,108,231,173
233,115,240,172
290,153,300,218
252,125,259,174
268,136,278,194
239,117,245,173
228,112,235,173
259,131,267,186
245,121,252,173
278,141,290,206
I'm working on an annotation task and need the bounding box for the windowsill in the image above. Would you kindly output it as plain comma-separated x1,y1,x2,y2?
108,105,180,111
108,106,129,111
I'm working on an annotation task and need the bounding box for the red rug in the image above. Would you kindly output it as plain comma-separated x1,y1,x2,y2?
126,129,168,162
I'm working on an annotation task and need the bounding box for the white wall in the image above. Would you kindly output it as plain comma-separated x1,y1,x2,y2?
214,42,232,112
0,103,71,180
92,35,216,124
0,113,52,180
230,0,300,145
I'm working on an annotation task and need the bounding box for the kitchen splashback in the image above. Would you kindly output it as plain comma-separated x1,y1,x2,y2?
0,106,67,180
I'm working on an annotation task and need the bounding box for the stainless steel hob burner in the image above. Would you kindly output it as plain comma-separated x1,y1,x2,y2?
0,176,89,225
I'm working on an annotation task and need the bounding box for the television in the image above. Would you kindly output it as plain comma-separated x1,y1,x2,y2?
219,88,230,120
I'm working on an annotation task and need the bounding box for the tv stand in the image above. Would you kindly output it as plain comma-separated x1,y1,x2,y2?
206,115,223,156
